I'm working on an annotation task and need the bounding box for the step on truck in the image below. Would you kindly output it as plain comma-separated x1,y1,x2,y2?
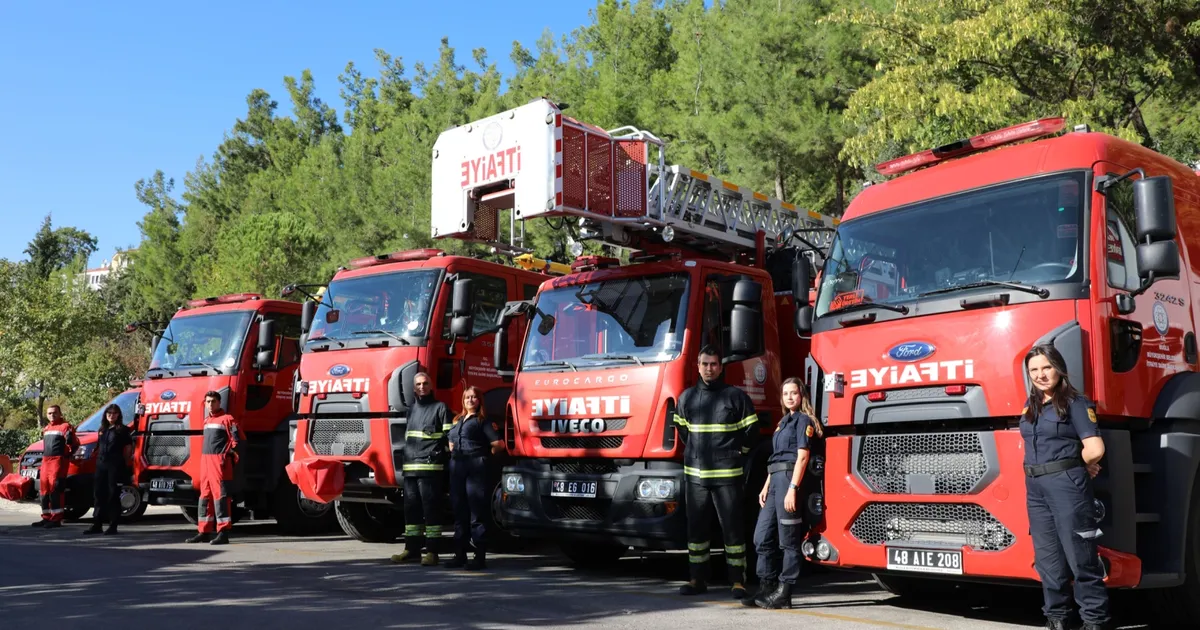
428,98,836,565
792,118,1200,623
285,250,553,542
128,293,335,534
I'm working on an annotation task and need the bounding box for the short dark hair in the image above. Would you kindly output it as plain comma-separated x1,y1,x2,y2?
698,345,721,359
204,391,222,402
47,404,62,413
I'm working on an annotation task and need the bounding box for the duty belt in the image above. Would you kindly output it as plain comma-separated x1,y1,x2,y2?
767,462,796,474
1024,457,1085,478
453,450,487,459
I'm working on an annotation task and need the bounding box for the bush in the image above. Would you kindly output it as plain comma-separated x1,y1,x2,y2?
0,428,41,459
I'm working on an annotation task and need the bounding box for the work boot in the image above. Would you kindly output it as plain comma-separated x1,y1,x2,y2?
390,549,418,564
31,520,47,528
83,523,103,535
210,532,230,545
1044,619,1068,630
421,552,439,567
104,524,119,535
444,553,468,569
44,521,63,529
756,582,793,609
744,580,777,607
466,551,487,571
730,583,747,599
678,580,708,596
185,532,211,544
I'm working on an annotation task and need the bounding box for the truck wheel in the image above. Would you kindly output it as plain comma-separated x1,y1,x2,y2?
334,500,404,543
1150,473,1200,624
119,485,147,521
273,478,337,536
63,504,91,522
180,506,198,524
873,574,960,600
561,542,626,567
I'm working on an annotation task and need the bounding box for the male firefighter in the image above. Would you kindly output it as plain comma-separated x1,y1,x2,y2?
390,371,451,566
675,345,759,598
186,391,243,545
32,405,79,528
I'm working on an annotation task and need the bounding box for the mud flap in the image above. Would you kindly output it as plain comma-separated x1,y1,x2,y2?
285,459,345,504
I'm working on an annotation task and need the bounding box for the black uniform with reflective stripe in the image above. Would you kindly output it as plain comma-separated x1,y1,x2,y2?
448,413,501,457
675,377,758,485
403,395,450,476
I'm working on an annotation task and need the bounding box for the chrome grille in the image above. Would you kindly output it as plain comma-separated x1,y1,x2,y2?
145,421,189,467
309,419,370,456
857,432,986,495
541,437,623,449
545,498,609,521
850,502,1015,551
550,461,619,475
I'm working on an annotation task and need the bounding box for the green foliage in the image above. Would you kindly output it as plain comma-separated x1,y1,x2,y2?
23,215,98,280
0,428,41,459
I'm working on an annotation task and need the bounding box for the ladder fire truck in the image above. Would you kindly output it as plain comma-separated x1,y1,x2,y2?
430,98,835,563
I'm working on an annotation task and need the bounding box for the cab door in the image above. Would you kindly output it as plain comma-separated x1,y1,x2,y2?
436,265,515,419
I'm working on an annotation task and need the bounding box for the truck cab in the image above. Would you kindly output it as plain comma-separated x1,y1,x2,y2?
132,293,332,534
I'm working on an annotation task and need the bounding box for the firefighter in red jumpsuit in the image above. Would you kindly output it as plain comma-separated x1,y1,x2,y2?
32,405,79,528
186,391,243,545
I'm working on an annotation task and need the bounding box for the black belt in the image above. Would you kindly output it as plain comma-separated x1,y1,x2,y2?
1024,457,1084,477
767,462,795,474
453,450,487,459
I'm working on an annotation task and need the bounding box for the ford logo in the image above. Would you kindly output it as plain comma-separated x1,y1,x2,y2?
160,390,177,401
886,341,936,362
329,364,351,377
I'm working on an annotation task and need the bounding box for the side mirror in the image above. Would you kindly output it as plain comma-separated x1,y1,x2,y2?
1137,240,1180,281
150,336,161,355
792,256,811,308
493,324,513,377
796,305,814,335
123,323,138,334
1134,176,1177,242
729,277,763,359
301,301,316,334
451,278,474,316
451,316,474,339
255,319,277,368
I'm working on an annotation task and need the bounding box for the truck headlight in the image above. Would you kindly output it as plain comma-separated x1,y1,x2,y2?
503,474,525,493
636,478,677,500
73,444,95,461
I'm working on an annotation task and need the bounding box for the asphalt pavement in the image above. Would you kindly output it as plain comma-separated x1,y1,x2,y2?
0,499,1154,629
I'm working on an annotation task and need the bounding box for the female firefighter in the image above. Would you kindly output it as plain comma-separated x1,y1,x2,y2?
445,386,504,570
85,404,133,535
1020,344,1109,630
745,377,821,609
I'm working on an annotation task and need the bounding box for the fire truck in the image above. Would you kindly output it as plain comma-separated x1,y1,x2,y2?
284,250,552,542
792,117,1200,623
128,293,334,534
429,98,836,564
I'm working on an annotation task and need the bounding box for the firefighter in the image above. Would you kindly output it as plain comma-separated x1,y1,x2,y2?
186,391,243,545
746,377,821,609
391,372,451,566
85,404,133,535
32,405,79,528
675,345,758,598
445,385,504,570
1021,344,1110,630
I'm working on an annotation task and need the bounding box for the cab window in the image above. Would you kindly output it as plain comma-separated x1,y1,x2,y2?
1104,176,1139,291
442,273,509,338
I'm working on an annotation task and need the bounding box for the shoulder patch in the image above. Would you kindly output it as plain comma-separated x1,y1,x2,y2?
1087,408,1097,423
805,424,814,438
1022,406,1028,416
491,422,500,431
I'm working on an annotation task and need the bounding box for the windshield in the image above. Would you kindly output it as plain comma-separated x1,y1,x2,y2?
149,311,254,372
521,273,689,369
77,391,140,432
816,172,1086,317
308,269,439,344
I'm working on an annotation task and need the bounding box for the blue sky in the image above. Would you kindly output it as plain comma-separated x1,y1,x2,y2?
0,1,594,268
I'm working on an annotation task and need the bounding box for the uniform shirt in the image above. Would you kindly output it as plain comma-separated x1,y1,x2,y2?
448,413,501,457
402,395,451,474
768,411,816,466
96,423,133,468
202,413,243,459
1019,395,1099,466
42,421,79,457
675,377,758,485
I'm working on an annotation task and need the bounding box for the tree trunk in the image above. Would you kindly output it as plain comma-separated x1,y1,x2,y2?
36,385,45,429
834,158,846,216
775,158,786,201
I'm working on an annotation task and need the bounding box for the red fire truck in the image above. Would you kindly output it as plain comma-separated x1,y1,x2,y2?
429,98,836,564
285,250,551,542
793,118,1200,623
129,293,334,534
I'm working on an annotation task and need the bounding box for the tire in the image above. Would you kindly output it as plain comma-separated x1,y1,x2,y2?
873,573,961,601
180,506,198,524
118,485,146,521
561,541,626,567
334,500,404,543
1149,471,1200,624
273,478,337,536
62,504,91,522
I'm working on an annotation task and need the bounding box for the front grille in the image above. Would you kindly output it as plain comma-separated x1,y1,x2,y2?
545,498,610,521
21,451,43,470
857,432,987,495
537,418,628,431
550,461,620,475
507,496,532,512
145,421,189,467
850,502,1016,552
541,437,624,449
309,419,370,456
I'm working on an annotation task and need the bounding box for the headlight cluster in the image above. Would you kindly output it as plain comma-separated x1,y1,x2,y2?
503,474,525,493
636,478,676,500
73,444,96,461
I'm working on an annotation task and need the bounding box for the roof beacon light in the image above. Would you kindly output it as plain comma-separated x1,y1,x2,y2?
186,293,263,308
875,117,1067,177
347,248,445,270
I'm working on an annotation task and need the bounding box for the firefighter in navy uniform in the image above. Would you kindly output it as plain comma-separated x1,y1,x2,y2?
675,345,758,598
391,372,451,566
186,391,244,545
1021,344,1110,630
445,385,504,570
33,405,79,528
85,404,133,535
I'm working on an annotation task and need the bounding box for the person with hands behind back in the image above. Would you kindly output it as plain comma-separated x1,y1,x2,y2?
34,404,79,528
85,404,134,535
1021,344,1109,630
445,385,504,570
186,391,244,545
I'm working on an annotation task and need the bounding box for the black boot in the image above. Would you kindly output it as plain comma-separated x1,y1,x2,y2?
756,582,792,609
678,580,708,596
185,532,211,544
746,580,777,607
210,531,230,545
466,551,487,571
1044,619,1068,630
444,553,468,569
83,523,103,535
31,520,47,528
104,524,119,535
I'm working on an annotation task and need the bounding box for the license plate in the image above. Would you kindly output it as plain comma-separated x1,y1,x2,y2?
150,478,176,492
551,479,598,498
886,547,963,575
20,468,38,479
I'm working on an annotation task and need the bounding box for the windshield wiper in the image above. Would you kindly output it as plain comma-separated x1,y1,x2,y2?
350,330,412,346
919,280,1049,299
824,301,910,318
179,361,222,375
526,360,578,372
305,335,345,350
578,353,644,366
